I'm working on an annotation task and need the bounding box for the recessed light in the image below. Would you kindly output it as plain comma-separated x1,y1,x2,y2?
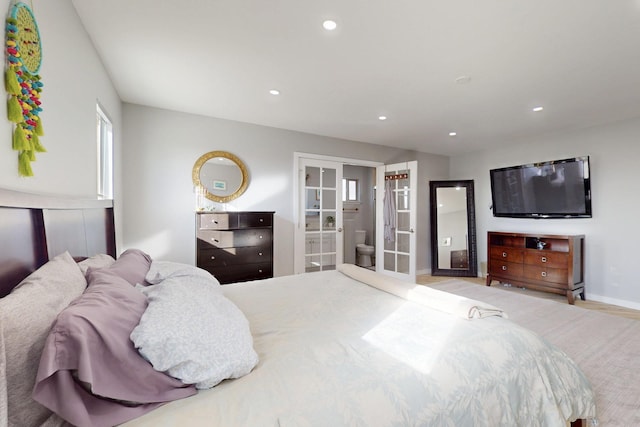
532,106,544,112
378,115,387,121
449,132,457,136
269,89,280,95
323,20,337,31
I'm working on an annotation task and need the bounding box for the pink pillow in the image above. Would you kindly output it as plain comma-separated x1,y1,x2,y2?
33,268,195,427
91,248,152,286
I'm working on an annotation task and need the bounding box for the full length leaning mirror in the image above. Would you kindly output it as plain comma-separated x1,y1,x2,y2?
192,151,249,203
429,180,478,277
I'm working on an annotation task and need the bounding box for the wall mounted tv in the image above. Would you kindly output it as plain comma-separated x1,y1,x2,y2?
490,156,592,219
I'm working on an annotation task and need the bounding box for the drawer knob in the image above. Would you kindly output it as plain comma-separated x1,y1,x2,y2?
502,252,507,258
212,220,218,224
258,252,263,256
259,218,264,222
502,265,507,271
259,235,263,239
258,269,263,273
541,271,547,277
541,257,547,263
210,256,216,260
212,238,219,243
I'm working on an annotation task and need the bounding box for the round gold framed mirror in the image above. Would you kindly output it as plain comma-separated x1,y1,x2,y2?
192,151,249,203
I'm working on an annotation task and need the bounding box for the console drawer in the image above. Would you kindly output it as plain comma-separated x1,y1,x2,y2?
523,265,568,285
524,251,568,269
490,246,524,264
489,261,524,279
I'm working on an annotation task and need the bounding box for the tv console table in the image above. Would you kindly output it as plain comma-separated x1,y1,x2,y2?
486,231,585,304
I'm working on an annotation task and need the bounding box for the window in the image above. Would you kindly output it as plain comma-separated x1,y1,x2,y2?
97,104,113,199
342,178,358,202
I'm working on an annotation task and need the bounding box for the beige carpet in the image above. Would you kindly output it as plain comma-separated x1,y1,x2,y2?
430,279,640,427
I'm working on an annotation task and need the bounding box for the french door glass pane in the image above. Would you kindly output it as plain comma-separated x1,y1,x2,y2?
397,254,410,274
397,233,410,253
322,168,336,188
397,212,410,232
384,252,395,271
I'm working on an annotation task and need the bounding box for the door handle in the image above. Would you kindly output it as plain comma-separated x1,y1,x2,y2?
337,227,343,232
409,228,414,233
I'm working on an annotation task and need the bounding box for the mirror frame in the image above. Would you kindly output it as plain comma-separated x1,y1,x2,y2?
192,151,249,203
429,180,478,277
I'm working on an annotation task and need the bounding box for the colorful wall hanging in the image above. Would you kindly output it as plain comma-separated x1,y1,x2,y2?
5,2,44,177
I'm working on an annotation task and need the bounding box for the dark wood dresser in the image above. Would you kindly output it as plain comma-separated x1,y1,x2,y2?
486,231,585,304
450,250,469,269
196,211,274,284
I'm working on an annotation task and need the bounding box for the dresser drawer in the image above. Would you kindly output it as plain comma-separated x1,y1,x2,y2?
489,261,523,279
198,213,238,230
524,251,568,269
523,265,568,285
490,246,524,263
198,246,272,268
197,228,272,249
207,263,273,284
239,212,272,228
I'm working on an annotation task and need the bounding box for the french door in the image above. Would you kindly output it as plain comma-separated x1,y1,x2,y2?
296,158,343,273
294,154,417,282
376,161,418,282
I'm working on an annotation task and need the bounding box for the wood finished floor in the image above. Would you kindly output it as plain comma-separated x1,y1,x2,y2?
417,275,640,321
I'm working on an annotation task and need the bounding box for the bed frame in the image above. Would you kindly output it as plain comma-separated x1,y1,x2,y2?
0,188,115,297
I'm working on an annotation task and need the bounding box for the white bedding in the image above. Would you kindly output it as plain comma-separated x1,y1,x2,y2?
123,268,596,427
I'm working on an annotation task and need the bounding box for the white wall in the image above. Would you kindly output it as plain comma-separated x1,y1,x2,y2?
450,116,640,308
121,104,448,277
0,1,123,245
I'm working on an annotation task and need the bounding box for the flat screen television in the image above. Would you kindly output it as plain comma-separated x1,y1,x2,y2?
490,156,592,218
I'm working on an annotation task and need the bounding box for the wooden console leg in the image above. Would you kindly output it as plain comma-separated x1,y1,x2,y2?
567,291,575,305
486,275,492,286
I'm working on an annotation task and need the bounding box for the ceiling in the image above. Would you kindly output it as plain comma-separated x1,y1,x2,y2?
71,0,640,157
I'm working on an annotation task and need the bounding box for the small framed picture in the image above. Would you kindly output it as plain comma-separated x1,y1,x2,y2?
213,180,227,191
442,237,451,246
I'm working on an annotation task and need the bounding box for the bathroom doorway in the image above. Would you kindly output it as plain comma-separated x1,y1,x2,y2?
293,153,417,283
342,165,377,269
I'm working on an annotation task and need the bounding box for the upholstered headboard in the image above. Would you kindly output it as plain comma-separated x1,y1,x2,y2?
0,188,115,297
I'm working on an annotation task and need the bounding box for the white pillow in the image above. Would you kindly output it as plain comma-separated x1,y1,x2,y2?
145,261,221,288
131,277,257,389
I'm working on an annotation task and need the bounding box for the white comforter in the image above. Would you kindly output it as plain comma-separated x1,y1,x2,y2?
123,268,596,427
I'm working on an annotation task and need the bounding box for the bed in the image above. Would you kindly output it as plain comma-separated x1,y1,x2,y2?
0,189,596,427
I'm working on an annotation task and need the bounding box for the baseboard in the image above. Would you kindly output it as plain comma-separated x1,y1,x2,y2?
417,268,431,276
586,293,640,311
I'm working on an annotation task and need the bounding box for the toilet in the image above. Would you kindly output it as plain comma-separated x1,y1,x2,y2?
355,230,375,267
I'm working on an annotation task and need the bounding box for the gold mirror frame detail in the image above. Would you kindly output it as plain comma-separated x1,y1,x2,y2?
192,151,249,203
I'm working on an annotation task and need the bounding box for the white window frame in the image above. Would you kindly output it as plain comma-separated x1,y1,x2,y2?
97,104,113,199
342,178,359,202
